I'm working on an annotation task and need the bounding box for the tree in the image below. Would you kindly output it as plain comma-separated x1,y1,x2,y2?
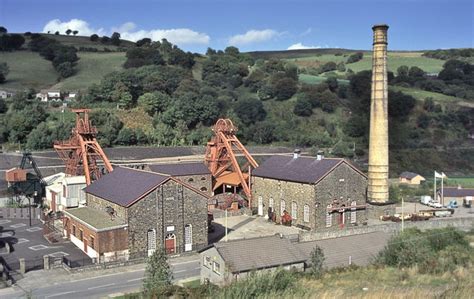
111,32,121,46
138,92,170,116
346,52,363,64
294,97,313,116
66,29,72,35
143,249,173,296
234,98,266,125
273,78,298,100
325,77,338,92
0,62,9,83
136,38,152,47
100,36,110,44
336,61,346,72
90,34,99,41
72,30,78,36
397,65,409,77
423,97,435,112
309,245,325,278
0,26,7,34
56,61,75,78
54,31,59,35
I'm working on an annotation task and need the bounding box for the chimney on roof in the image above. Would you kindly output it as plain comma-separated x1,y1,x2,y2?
316,151,324,161
293,149,301,159
458,185,462,189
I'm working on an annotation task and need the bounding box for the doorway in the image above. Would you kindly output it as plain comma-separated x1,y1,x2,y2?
165,233,176,254
258,196,263,216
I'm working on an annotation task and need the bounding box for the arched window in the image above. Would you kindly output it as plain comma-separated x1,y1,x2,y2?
303,204,310,223
326,204,332,227
200,187,208,192
147,229,157,256
188,178,194,182
350,200,357,224
291,202,298,219
200,177,206,181
184,224,193,251
280,200,286,216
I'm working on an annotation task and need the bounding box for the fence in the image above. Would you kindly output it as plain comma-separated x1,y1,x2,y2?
300,216,474,242
0,207,42,219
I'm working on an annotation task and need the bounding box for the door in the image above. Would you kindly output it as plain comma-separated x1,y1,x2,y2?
165,233,176,254
51,192,56,212
258,196,263,216
338,211,345,228
83,238,88,253
184,225,192,252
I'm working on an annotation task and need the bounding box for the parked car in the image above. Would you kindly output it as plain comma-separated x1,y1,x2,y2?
420,196,432,205
446,200,458,209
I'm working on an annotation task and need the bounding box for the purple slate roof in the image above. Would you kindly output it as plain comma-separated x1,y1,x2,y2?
148,162,211,176
84,167,169,207
442,187,474,198
252,155,348,184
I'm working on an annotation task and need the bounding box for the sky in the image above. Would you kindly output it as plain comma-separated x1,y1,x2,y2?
0,0,473,53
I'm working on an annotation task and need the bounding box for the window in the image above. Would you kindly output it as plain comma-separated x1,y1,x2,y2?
303,205,310,223
351,201,357,224
79,229,83,241
90,236,95,249
63,185,67,197
269,198,274,210
147,229,157,256
204,256,211,268
200,187,208,192
213,261,221,275
291,202,298,219
201,176,206,181
184,224,193,252
326,204,332,227
72,225,76,236
280,200,286,216
188,178,194,182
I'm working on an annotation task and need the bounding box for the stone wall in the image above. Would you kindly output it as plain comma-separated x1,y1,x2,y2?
127,180,208,259
314,162,368,229
300,217,474,242
86,194,128,220
175,174,213,196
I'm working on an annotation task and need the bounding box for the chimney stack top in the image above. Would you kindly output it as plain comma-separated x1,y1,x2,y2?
293,149,301,159
316,151,324,161
372,24,389,30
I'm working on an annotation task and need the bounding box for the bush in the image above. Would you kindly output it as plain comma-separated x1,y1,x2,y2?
294,97,313,116
347,52,363,64
309,245,325,278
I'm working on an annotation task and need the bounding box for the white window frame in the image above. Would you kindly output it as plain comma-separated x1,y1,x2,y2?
147,229,157,256
350,201,357,224
213,261,221,275
269,198,274,210
184,224,193,252
291,202,298,219
280,200,286,216
326,204,332,227
303,204,310,223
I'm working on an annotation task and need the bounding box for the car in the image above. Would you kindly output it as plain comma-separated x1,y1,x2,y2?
431,202,443,208
446,200,458,209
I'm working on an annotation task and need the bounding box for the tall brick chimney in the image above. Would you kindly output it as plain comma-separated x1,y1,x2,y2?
368,24,389,203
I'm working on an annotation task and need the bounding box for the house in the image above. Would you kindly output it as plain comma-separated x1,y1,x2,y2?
64,91,77,102
0,89,15,99
439,186,474,206
36,89,61,102
148,162,212,196
200,235,306,285
399,171,426,185
252,153,368,230
44,173,86,212
62,167,209,263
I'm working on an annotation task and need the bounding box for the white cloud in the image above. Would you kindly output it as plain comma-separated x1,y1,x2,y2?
300,28,312,36
42,19,210,46
228,29,280,46
42,19,105,36
287,42,322,50
119,26,210,45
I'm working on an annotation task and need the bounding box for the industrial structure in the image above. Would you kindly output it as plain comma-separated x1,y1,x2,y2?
367,24,390,204
53,109,113,185
204,119,258,206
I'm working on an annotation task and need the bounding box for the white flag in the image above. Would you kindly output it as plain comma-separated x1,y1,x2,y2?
442,172,447,179
434,171,443,178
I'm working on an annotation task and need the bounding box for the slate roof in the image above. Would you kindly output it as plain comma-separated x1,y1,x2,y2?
84,167,169,207
252,155,361,184
213,235,307,273
442,187,474,198
64,207,127,231
148,162,211,176
399,171,423,180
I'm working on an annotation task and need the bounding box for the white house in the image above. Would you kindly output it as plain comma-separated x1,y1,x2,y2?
0,89,15,99
44,173,86,212
36,89,61,102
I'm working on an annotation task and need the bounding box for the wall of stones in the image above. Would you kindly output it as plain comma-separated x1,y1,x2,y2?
252,177,316,228
175,174,212,196
314,163,368,229
86,194,128,220
127,180,208,259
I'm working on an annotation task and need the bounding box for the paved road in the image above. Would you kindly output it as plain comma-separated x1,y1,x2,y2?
0,258,200,299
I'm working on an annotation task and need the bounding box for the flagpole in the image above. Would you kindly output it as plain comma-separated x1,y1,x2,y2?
441,174,444,206
434,171,436,203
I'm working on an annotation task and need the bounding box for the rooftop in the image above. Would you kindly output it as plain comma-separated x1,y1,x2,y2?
253,155,363,184
399,171,424,180
64,207,127,231
442,187,474,197
148,162,211,176
211,235,307,273
64,175,86,185
84,167,169,207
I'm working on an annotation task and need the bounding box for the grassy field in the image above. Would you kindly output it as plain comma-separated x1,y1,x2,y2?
0,51,58,90
299,74,349,85
445,177,474,188
288,51,445,74
51,52,126,91
390,86,464,103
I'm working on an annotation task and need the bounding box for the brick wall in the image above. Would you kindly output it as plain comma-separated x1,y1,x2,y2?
64,217,98,251
127,180,208,259
86,194,128,220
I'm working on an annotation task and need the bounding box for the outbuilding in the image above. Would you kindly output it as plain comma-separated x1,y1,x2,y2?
399,171,426,185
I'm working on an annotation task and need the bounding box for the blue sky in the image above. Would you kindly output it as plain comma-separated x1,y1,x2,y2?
1,0,472,53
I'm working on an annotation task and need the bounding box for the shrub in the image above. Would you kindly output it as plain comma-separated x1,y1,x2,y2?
347,52,364,64
309,245,325,278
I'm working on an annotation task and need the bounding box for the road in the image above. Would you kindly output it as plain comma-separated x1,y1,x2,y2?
1,258,200,299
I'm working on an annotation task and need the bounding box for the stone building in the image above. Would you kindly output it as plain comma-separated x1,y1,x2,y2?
148,162,212,196
252,154,368,230
63,167,209,262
